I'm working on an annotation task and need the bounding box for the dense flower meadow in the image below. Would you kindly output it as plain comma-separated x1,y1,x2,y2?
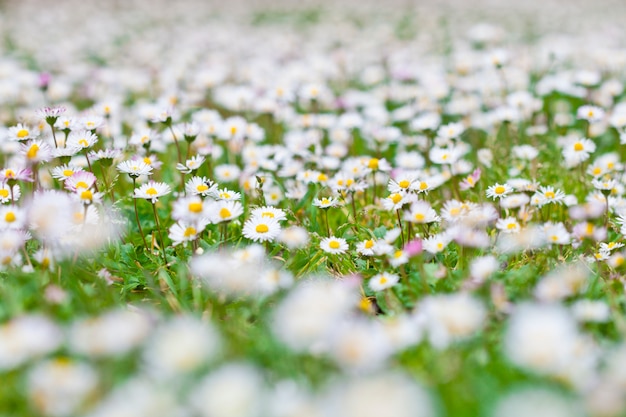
2,0,626,416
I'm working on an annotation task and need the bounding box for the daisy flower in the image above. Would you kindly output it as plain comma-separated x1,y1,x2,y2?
592,178,616,194
563,138,596,166
277,226,309,249
313,196,340,209
168,221,207,246
389,249,409,267
264,186,284,205
185,176,217,197
577,105,605,123
404,201,440,224
0,206,26,229
356,238,377,256
215,188,241,201
37,106,66,126
437,122,465,141
499,193,530,209
423,233,453,254
0,167,33,183
214,164,241,183
388,174,417,193
364,157,392,172
429,146,461,165
73,187,103,206
486,183,513,200
413,178,434,194
599,242,624,252
209,200,243,223
116,160,154,178
320,236,349,255
543,222,570,245
0,184,21,204
533,186,566,206
129,129,159,148
134,181,172,203
65,171,97,192
460,168,481,191
22,140,52,164
381,192,409,211
242,217,281,242
172,196,209,221
250,206,287,222
176,155,205,174
496,217,521,233
368,272,400,292
440,200,474,224
66,130,99,151
53,165,84,182
7,123,38,141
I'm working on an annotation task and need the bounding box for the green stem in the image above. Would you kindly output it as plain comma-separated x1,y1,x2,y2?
151,202,168,265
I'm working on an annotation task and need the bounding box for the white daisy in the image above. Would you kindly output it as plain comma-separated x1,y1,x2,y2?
369,272,400,291
242,217,281,242
320,236,349,255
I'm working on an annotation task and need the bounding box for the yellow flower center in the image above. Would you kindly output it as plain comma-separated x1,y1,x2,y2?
146,187,158,196
379,276,388,284
329,240,341,249
220,192,230,199
143,157,152,165
359,298,372,312
219,208,231,219
197,184,209,192
4,169,15,178
230,126,237,135
592,167,602,175
574,142,584,151
364,239,374,249
75,181,88,189
494,186,505,194
368,158,379,169
188,202,203,213
0,189,9,198
73,212,84,223
26,144,39,159
5,212,16,222
436,242,444,250
450,208,460,216
321,198,330,205
545,191,555,199
318,173,328,182
256,224,269,233
390,193,402,204
262,211,274,218
16,129,29,138
419,181,428,190
63,169,74,177
394,250,403,258
507,222,517,229
78,139,89,147
80,190,93,201
183,227,197,237
398,180,410,189
414,213,425,221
